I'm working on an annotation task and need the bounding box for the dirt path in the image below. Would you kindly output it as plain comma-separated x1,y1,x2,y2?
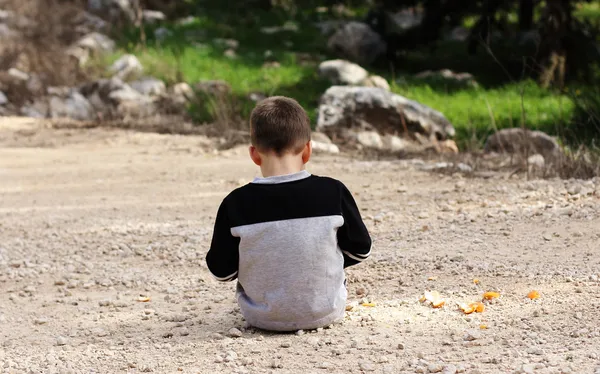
1,118,599,374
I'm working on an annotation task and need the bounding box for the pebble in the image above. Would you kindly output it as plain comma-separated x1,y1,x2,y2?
464,330,482,341
34,317,49,325
442,364,458,374
227,328,242,338
56,336,69,346
280,341,292,348
358,360,376,372
428,363,444,373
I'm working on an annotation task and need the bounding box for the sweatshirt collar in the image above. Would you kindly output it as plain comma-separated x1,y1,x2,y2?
251,170,311,185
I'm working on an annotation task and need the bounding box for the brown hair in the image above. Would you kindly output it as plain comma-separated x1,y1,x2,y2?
250,96,311,155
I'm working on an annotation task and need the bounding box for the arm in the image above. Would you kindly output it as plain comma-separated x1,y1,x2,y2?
337,183,372,268
205,200,240,281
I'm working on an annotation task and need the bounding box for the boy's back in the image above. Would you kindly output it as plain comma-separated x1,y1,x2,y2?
206,170,371,331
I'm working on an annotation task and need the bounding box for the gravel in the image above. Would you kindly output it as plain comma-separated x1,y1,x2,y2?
0,121,599,373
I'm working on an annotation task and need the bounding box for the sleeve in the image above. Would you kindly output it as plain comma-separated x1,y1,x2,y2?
337,183,372,268
205,200,240,281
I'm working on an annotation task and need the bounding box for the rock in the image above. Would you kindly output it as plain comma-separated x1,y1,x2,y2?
20,101,49,118
464,329,482,341
311,140,340,154
327,22,386,65
142,10,166,24
8,68,29,81
361,75,390,91
0,91,7,105
88,0,135,23
130,77,166,96
76,32,115,54
311,132,333,144
384,9,424,34
358,360,376,372
55,336,69,346
318,60,368,85
428,363,444,373
224,49,237,59
227,328,243,338
357,131,383,149
442,364,458,374
415,69,478,88
49,91,95,121
382,135,421,153
527,154,545,169
317,86,455,141
109,54,143,80
280,341,292,348
484,128,561,161
34,317,49,325
172,82,194,101
213,38,239,50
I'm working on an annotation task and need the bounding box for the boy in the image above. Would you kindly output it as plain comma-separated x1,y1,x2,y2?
205,96,371,332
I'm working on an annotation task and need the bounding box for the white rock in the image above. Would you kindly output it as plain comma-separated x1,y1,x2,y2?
76,32,115,54
56,336,69,346
227,328,242,338
318,59,368,85
361,75,390,91
130,77,166,96
0,91,7,105
142,10,166,24
109,54,143,80
528,154,545,168
356,131,383,149
8,68,29,81
49,91,95,121
311,140,340,154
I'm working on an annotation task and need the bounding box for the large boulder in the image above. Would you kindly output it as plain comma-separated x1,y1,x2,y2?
318,60,368,85
484,128,562,160
48,90,95,121
317,86,455,142
68,32,116,65
327,22,386,65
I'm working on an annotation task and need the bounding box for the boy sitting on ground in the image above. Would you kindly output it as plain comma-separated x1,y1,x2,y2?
205,96,372,332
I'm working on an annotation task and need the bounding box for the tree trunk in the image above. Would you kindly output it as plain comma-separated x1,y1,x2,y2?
538,0,572,88
519,0,534,31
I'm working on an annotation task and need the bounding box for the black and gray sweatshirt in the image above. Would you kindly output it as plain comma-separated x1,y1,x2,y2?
205,170,372,331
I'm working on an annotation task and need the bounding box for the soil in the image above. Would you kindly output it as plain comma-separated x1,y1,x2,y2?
1,117,599,374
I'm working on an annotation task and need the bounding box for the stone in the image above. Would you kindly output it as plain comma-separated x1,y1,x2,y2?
484,128,561,161
130,77,166,96
227,328,242,338
318,60,368,85
8,68,29,81
382,135,421,153
109,54,143,80
361,75,390,91
76,32,115,54
49,91,95,121
311,141,340,154
464,329,482,341
142,10,166,24
415,69,478,88
317,86,455,141
56,336,69,346
527,154,545,169
446,26,469,42
311,132,333,144
172,82,194,101
357,131,383,149
358,360,376,372
88,0,135,23
0,91,7,105
20,101,49,118
327,22,386,65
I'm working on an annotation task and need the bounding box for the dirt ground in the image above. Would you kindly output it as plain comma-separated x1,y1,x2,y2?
1,117,599,374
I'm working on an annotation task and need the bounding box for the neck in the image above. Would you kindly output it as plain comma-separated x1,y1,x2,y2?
260,153,305,177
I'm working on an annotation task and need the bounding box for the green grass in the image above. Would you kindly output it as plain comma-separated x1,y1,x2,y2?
99,3,594,148
575,1,600,22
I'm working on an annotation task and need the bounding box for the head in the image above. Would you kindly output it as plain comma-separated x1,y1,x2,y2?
249,96,312,168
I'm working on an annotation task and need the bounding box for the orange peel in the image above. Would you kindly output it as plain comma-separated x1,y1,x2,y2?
482,291,500,300
527,290,540,300
459,302,485,314
420,291,445,309
137,296,151,302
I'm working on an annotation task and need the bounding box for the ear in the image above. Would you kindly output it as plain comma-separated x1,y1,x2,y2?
301,141,312,164
249,146,262,166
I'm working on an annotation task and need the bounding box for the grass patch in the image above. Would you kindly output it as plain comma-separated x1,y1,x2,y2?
99,3,594,148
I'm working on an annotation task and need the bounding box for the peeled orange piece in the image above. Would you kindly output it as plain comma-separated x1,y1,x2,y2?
432,300,445,308
459,303,475,314
137,296,151,302
420,291,445,309
472,302,485,313
527,290,540,300
473,278,480,285
482,291,500,300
